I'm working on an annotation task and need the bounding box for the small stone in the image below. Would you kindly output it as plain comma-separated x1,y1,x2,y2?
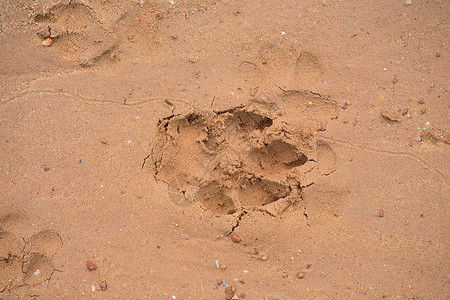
232,295,239,300
404,0,412,5
239,280,245,284
436,52,440,57
260,256,268,261
100,280,107,291
402,108,408,116
379,208,384,217
220,264,227,270
216,279,223,286
421,108,426,114
230,234,241,243
297,272,305,279
225,286,234,300
239,293,246,299
231,285,236,293
282,272,288,279
342,102,347,109
43,167,51,171
87,260,97,271
305,264,312,269
41,38,53,46
418,98,425,104
139,0,144,8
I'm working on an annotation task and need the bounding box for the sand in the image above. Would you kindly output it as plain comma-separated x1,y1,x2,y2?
0,0,449,299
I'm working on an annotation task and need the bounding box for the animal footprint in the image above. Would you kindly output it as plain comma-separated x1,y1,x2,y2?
0,212,62,297
149,98,338,217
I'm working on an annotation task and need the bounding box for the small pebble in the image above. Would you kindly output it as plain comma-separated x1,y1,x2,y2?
216,279,223,286
297,272,305,279
87,260,97,271
421,108,426,114
379,208,384,217
43,167,51,171
260,256,268,261
436,52,440,57
239,280,245,284
239,294,246,299
225,286,234,300
404,0,412,5
100,280,107,291
402,108,408,116
232,295,239,300
41,38,53,46
230,234,241,243
220,264,227,270
418,98,425,104
139,0,144,7
305,264,312,269
282,272,288,279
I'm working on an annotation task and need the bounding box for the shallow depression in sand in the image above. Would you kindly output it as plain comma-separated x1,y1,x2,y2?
149,101,335,217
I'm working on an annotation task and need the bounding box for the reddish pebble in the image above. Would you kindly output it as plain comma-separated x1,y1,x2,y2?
402,108,408,116
230,234,241,243
418,98,425,104
156,245,161,249
239,293,246,298
408,142,413,147
421,108,426,114
225,286,234,300
282,272,288,279
379,208,384,217
41,38,53,46
43,167,51,171
87,260,97,271
305,264,312,269
436,52,440,57
239,280,245,284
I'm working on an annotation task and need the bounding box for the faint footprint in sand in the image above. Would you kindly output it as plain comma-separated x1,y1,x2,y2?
0,211,63,297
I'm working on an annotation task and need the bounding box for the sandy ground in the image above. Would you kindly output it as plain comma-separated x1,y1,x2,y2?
0,0,449,299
